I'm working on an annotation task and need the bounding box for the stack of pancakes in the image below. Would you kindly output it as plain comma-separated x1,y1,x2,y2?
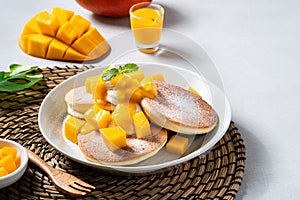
65,80,218,165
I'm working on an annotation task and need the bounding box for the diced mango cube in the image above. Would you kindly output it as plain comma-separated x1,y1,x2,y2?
0,167,8,177
140,76,158,98
27,34,53,58
35,11,60,36
100,126,127,152
130,89,143,103
46,39,68,60
80,122,96,135
64,116,85,143
0,155,17,173
84,106,99,129
85,75,100,93
21,18,40,35
52,7,74,26
56,22,80,45
69,15,91,37
166,135,189,156
71,32,97,55
63,47,86,61
96,108,112,128
86,27,106,45
112,103,135,133
0,147,18,160
133,111,151,138
93,80,107,104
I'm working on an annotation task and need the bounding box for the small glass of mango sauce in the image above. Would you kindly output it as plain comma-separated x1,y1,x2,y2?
130,2,164,54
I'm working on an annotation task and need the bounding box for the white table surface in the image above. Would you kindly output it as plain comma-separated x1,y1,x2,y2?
1,0,300,199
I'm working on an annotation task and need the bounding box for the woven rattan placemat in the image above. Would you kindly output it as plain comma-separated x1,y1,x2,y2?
0,65,246,200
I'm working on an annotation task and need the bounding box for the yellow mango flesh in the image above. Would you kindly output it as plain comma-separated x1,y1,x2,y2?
85,75,100,93
93,80,107,104
84,106,99,129
133,111,151,139
52,7,74,26
0,146,20,177
0,167,8,177
0,155,17,174
64,116,85,143
0,147,18,160
140,76,158,98
96,108,112,128
19,7,110,61
112,103,136,133
80,122,96,135
100,126,127,152
166,135,189,156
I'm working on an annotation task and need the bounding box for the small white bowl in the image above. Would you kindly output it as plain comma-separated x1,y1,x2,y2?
0,139,28,189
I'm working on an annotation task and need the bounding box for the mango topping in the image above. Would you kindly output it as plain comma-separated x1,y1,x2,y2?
100,126,127,152
0,146,20,177
112,103,136,133
133,111,151,139
19,7,110,61
166,135,189,155
96,108,112,128
64,116,85,144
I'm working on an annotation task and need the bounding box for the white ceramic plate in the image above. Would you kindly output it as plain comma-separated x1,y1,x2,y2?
38,63,231,174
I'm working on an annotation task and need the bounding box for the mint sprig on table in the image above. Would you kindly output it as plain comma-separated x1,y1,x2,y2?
101,63,139,81
0,64,43,92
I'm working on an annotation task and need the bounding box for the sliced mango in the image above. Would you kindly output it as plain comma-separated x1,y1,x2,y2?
133,111,151,139
52,7,74,26
0,147,18,160
64,116,85,143
0,155,17,174
93,79,107,104
80,122,96,135
27,34,53,58
96,108,112,128
100,126,127,152
19,7,110,61
112,103,136,133
84,106,99,129
166,135,189,156
85,75,100,93
46,39,69,60
0,167,8,177
140,76,158,98
35,11,60,37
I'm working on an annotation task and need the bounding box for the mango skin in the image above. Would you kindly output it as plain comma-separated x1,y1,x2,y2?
19,7,110,61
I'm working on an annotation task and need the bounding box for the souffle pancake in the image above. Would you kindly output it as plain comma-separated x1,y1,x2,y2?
77,125,167,165
141,81,218,134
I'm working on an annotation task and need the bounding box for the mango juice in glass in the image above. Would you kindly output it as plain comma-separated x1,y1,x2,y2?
130,2,164,53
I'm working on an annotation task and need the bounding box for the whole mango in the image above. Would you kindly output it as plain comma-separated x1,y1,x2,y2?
75,0,152,17
19,7,110,62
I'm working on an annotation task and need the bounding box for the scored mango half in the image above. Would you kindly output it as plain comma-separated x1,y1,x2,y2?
19,7,110,61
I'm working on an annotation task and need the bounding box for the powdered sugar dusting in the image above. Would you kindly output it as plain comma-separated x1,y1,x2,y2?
143,81,217,129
